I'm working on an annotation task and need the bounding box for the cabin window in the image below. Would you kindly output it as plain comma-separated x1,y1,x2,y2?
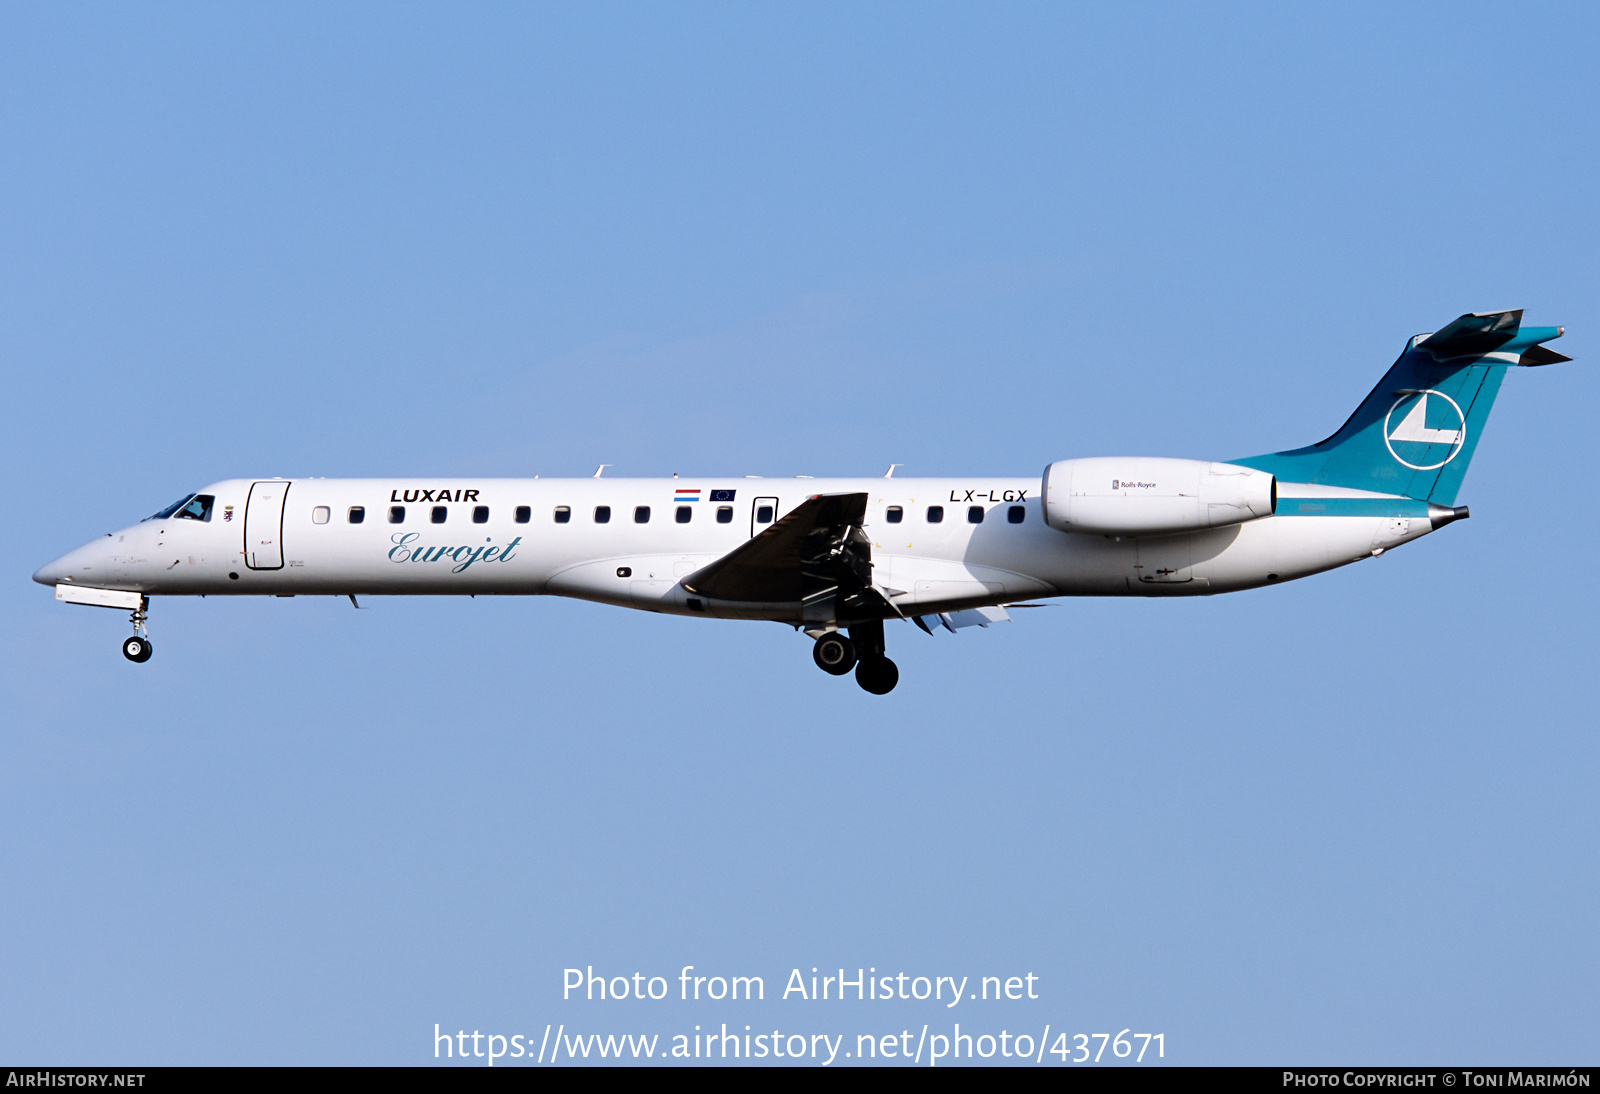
594,505,611,524
634,506,651,524
472,505,489,524
886,506,903,524
312,506,330,525
515,506,531,523
676,506,692,524
389,506,405,524
927,505,944,523
716,506,733,524
348,506,365,524
552,506,570,524
1008,505,1025,524
431,506,448,524
174,495,214,522
968,505,985,524
756,505,774,523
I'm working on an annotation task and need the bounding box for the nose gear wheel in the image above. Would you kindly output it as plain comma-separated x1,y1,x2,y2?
122,596,153,663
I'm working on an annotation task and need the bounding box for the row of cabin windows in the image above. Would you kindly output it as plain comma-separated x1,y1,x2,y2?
323,503,1028,526
886,504,1027,525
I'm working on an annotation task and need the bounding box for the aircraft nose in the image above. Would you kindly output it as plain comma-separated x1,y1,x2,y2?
33,539,101,587
33,555,68,586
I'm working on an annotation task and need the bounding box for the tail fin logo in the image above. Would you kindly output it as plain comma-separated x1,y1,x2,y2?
1384,389,1466,471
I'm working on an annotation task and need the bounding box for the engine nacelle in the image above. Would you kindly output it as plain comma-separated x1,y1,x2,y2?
1042,457,1275,536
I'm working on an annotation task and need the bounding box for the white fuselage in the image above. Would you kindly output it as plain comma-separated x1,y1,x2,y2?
34,475,1440,622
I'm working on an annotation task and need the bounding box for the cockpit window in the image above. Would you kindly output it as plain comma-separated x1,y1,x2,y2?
148,494,196,520
174,495,214,521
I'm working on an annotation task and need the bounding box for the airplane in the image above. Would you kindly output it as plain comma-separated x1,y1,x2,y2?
33,310,1573,694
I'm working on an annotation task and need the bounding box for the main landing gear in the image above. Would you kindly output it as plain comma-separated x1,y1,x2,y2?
855,655,898,695
813,633,856,675
122,597,153,663
811,620,897,694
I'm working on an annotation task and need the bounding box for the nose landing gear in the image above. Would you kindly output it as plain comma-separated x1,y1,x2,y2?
122,597,153,663
810,620,898,693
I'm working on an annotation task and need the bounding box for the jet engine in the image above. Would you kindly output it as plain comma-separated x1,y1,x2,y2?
1042,457,1275,536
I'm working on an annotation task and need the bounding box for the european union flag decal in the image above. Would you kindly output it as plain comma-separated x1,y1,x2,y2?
709,489,736,502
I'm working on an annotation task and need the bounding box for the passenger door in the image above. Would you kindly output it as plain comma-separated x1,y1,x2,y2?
243,481,290,570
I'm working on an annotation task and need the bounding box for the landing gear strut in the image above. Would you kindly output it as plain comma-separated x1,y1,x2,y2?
122,597,153,663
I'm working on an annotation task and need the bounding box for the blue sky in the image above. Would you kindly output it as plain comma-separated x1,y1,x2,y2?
2,2,1595,1065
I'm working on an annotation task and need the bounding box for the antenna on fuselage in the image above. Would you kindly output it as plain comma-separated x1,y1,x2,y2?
594,464,611,478
885,464,901,478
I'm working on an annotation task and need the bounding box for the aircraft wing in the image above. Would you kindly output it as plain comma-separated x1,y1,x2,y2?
682,493,877,616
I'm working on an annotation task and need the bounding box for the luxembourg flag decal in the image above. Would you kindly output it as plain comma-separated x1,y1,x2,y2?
674,488,702,502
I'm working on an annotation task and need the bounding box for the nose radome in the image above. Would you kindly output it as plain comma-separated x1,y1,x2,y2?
33,556,67,586
34,539,102,586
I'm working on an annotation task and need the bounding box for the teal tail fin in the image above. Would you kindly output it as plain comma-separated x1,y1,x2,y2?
1234,310,1571,505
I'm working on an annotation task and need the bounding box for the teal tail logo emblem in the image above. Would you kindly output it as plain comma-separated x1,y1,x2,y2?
1384,389,1465,471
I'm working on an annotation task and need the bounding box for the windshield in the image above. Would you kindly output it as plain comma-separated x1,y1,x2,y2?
174,495,213,521
146,493,213,521
148,494,196,520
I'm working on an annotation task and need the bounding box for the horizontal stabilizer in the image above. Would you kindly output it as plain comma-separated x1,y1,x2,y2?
1418,309,1522,355
1519,344,1573,367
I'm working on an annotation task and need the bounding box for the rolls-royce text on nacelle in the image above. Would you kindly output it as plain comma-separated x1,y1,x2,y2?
34,311,1573,693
